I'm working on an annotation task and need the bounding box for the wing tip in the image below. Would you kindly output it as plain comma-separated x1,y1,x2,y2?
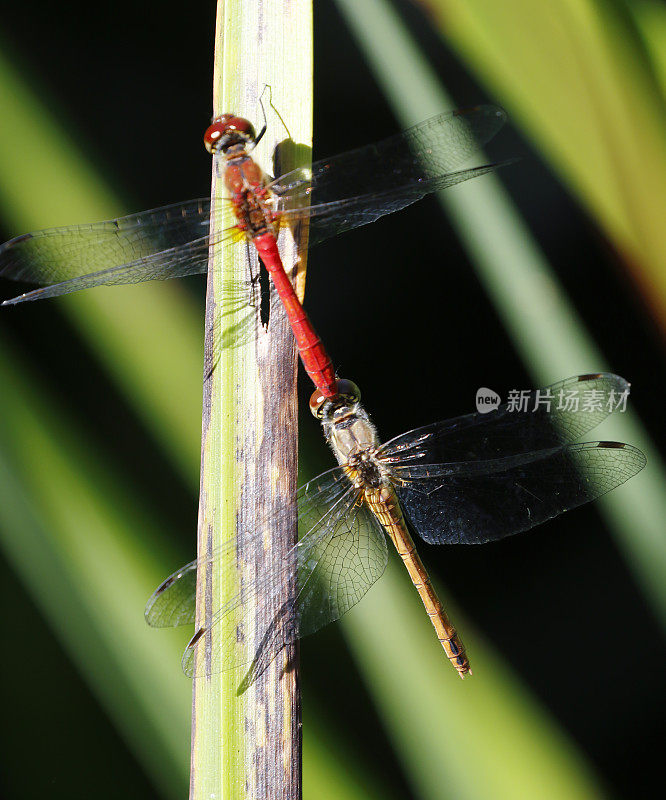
1,289,42,306
595,440,646,465
181,626,207,679
576,371,631,397
143,593,161,626
0,232,33,253
453,103,507,123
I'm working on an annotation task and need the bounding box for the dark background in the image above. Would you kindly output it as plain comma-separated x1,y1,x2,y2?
0,1,664,798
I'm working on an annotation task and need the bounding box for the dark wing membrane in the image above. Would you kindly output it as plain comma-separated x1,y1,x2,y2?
394,442,646,545
175,468,387,679
380,374,630,465
0,199,220,303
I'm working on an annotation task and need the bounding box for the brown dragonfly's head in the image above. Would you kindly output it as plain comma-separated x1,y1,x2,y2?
309,379,361,421
310,379,380,465
204,115,256,154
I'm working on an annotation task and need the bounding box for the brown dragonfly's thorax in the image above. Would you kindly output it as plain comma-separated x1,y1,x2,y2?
344,450,385,490
223,151,276,238
323,402,388,489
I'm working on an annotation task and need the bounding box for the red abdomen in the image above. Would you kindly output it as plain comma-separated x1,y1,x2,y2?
253,232,337,398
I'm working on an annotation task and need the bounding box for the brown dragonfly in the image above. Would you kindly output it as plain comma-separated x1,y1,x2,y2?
145,373,645,685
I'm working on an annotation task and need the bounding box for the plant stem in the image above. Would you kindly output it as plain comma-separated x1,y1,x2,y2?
190,2,312,798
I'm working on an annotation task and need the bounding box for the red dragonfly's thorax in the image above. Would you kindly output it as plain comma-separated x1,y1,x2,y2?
223,152,265,194
222,153,275,239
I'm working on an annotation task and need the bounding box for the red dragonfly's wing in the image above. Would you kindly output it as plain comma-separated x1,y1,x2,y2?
272,105,512,246
1,106,512,303
145,466,388,685
0,200,235,304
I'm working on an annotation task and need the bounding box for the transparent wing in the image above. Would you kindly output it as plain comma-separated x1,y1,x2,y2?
144,467,354,630
0,174,499,304
380,374,630,465
394,442,646,545
145,559,198,627
294,163,509,248
146,466,388,682
0,199,218,300
230,488,390,693
1,107,509,303
272,105,506,201
182,474,387,681
273,105,510,247
291,474,387,641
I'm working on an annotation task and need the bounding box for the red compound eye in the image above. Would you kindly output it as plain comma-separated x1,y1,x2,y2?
203,115,256,153
309,388,329,419
203,121,227,152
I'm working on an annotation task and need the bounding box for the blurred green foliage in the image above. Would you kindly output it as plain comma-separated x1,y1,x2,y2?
1,1,663,797
420,0,666,332
337,0,666,625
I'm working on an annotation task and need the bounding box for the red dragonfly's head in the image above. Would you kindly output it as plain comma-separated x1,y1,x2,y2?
309,379,362,419
204,115,256,154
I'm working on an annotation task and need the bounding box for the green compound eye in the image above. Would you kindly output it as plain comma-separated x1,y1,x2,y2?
334,379,361,404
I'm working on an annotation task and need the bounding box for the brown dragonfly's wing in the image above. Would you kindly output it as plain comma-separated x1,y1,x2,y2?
379,374,632,466
232,483,391,694
291,472,387,640
0,199,240,304
158,466,387,681
145,558,199,628
270,105,511,247
143,468,331,631
143,467,346,630
391,442,645,545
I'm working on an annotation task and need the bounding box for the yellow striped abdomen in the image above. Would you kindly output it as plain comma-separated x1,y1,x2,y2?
364,484,471,677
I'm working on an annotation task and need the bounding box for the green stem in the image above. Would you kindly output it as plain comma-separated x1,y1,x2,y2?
190,2,313,798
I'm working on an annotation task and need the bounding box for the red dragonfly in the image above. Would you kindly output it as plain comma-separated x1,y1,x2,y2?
0,105,512,396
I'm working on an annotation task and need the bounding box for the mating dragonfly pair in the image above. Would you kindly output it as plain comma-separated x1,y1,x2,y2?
0,106,646,682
